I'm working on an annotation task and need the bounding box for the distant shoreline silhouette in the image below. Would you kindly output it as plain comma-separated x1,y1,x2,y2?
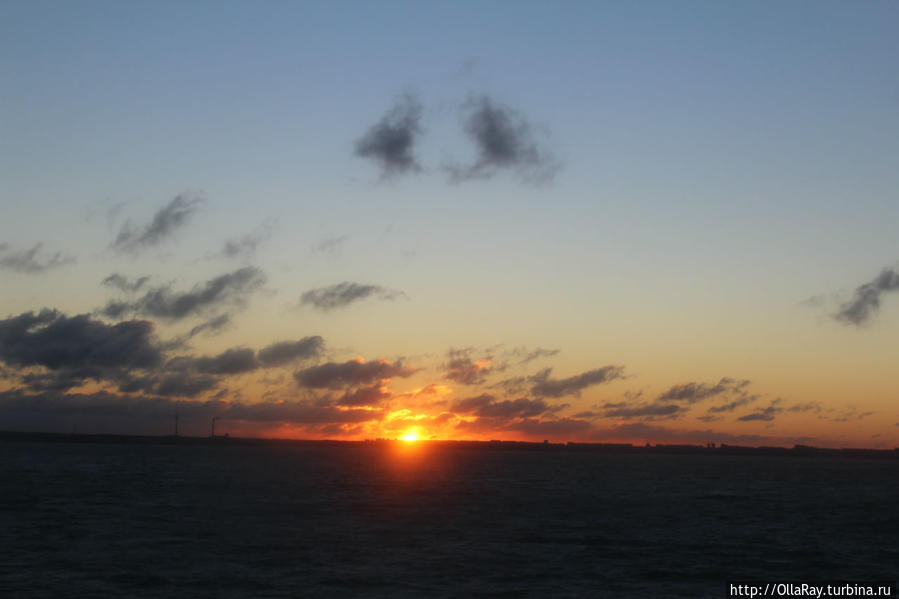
1,430,895,458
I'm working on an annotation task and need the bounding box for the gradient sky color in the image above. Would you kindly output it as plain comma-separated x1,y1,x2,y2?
2,1,898,447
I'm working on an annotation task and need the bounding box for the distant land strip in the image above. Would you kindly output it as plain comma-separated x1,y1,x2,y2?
1,431,896,458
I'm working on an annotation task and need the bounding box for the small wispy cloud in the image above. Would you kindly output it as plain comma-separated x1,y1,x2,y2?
443,348,495,385
355,95,423,178
100,267,266,321
102,273,150,293
111,193,205,253
529,366,625,398
300,282,404,311
446,95,558,184
312,235,349,255
220,221,274,260
188,314,232,338
833,267,899,326
0,243,75,274
737,399,783,422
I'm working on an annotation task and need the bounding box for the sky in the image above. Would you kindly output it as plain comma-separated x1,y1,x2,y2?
1,1,898,447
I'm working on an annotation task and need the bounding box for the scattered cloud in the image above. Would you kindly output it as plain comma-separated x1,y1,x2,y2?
355,95,423,178
220,221,274,260
599,401,684,420
100,266,266,321
153,372,219,398
444,348,495,385
111,193,204,253
833,267,899,326
0,389,385,436
737,399,783,422
294,358,417,389
511,346,560,365
102,273,150,293
257,337,325,367
188,314,232,338
529,366,625,398
338,383,392,407
0,309,162,373
451,393,556,419
300,282,404,311
0,243,75,274
656,378,750,404
446,95,558,184
706,395,758,414
167,348,260,376
0,309,164,393
829,406,875,423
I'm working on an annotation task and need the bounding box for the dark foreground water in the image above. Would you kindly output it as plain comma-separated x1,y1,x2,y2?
0,442,896,598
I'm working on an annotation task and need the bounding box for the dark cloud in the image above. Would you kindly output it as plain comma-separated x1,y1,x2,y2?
257,337,324,367
444,348,495,385
0,389,383,435
0,310,164,394
154,372,219,398
0,307,327,402
338,383,392,407
300,282,403,311
188,314,232,338
490,374,529,395
121,338,323,397
294,358,416,389
111,193,204,253
829,406,875,423
833,268,899,326
355,95,423,177
166,338,323,379
102,267,266,321
529,366,625,398
599,401,684,419
507,417,592,437
226,400,381,424
18,371,77,393
456,414,592,437
451,394,555,419
0,243,75,274
447,95,558,183
706,395,757,413
99,301,132,320
102,273,150,293
656,378,750,404
737,399,783,422
168,348,260,376
0,310,162,373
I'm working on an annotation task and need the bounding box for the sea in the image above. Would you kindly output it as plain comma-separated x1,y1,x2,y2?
1,440,896,598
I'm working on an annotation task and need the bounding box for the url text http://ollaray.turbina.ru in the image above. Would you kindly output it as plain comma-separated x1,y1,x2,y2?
728,582,896,598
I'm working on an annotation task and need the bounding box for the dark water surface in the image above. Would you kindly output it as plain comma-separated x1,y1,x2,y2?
1,441,896,597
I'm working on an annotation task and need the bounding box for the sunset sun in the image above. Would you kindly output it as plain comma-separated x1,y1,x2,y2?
400,429,421,442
